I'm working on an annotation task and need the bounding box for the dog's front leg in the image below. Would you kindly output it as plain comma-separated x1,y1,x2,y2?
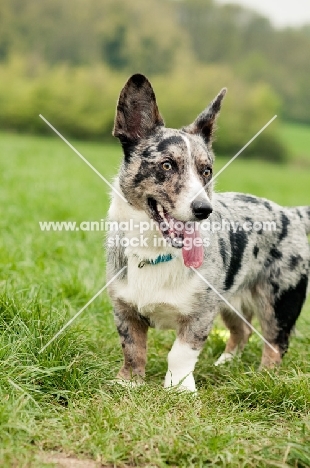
164,316,213,392
164,338,200,392
114,300,148,384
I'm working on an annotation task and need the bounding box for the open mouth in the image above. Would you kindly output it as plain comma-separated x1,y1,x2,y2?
147,197,204,268
147,197,184,248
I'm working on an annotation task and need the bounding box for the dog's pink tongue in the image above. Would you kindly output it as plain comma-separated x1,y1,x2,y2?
182,223,204,268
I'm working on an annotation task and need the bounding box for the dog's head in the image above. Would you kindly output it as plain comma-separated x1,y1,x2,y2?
113,74,226,254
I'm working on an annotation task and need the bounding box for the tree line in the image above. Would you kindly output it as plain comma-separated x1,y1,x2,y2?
0,0,309,160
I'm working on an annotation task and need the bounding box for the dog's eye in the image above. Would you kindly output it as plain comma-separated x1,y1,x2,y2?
162,161,172,171
202,167,212,177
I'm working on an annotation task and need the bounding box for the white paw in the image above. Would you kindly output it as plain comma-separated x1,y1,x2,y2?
214,352,236,366
164,371,196,392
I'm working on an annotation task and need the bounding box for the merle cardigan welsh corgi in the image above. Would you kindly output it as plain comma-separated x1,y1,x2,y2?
106,74,310,392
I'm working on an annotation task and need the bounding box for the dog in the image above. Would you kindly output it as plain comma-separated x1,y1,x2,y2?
106,73,310,392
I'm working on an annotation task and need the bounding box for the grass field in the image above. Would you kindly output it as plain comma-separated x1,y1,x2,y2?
0,127,310,468
278,122,310,163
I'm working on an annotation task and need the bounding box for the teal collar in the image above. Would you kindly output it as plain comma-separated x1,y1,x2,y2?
137,253,175,268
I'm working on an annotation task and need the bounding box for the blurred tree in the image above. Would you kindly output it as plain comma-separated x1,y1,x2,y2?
0,0,185,73
177,0,310,123
0,1,13,60
0,0,308,154
102,24,129,70
96,0,186,74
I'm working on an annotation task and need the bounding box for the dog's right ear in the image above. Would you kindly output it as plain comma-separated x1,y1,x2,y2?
113,74,164,150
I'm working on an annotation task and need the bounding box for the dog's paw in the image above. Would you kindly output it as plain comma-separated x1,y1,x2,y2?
164,371,196,393
214,352,236,366
110,378,144,389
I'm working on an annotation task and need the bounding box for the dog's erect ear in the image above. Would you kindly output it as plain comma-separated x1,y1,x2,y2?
183,88,227,144
113,74,164,144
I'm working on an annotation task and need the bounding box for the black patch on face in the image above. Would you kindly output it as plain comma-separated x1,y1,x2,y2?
154,168,167,183
141,147,152,159
133,161,153,185
253,246,259,258
278,212,290,242
157,136,184,153
273,274,308,355
224,230,248,290
134,162,169,186
173,178,183,195
289,255,302,270
219,238,228,267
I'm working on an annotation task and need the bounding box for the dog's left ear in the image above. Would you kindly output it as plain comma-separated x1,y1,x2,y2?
183,88,227,145
113,74,164,145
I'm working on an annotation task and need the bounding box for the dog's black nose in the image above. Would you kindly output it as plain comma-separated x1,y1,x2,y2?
191,200,213,220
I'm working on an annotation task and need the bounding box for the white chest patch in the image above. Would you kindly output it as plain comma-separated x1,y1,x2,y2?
114,256,204,329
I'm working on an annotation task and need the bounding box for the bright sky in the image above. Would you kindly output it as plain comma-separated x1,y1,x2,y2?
215,0,310,27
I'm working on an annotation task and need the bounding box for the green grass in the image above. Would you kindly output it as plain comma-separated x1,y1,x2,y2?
278,122,310,163
0,130,310,467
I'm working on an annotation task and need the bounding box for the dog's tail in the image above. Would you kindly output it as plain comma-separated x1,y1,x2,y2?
293,206,310,235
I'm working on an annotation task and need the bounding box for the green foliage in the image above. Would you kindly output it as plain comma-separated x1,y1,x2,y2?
178,0,310,125
0,57,121,138
0,0,185,74
98,0,185,75
0,0,309,160
0,57,287,161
